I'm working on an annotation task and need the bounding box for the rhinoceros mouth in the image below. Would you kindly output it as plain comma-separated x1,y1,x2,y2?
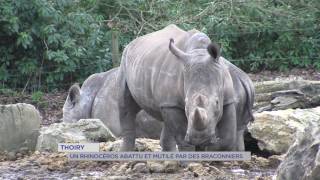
185,134,218,146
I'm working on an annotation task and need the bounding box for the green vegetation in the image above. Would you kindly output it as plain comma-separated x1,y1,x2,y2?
0,0,319,91
0,0,111,91
31,91,44,103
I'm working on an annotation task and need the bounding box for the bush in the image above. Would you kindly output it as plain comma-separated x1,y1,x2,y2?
0,0,112,91
203,0,320,71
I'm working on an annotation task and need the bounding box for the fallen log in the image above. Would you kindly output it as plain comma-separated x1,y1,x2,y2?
253,80,320,112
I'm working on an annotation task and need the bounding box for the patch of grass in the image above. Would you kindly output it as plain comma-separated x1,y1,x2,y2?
0,88,19,96
31,91,44,103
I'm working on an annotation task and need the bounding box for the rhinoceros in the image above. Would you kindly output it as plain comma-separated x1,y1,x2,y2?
62,64,253,149
62,68,162,139
117,24,254,151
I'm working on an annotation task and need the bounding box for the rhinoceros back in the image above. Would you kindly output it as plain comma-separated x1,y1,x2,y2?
92,68,122,136
121,25,191,116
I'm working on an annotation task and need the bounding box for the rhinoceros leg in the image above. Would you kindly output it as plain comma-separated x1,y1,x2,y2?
235,129,245,151
160,123,177,151
160,107,195,152
118,89,140,151
135,111,163,139
118,71,141,151
214,103,237,151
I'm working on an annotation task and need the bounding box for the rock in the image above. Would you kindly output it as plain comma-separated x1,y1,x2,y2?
106,176,129,180
16,152,22,159
0,103,41,152
239,161,252,169
116,163,129,173
125,167,132,174
19,147,29,155
132,162,148,173
34,151,40,155
253,156,270,168
268,155,284,168
276,122,320,180
36,119,115,152
164,161,179,173
208,165,224,175
47,160,67,171
248,107,320,154
100,138,161,152
134,139,162,152
7,151,16,161
147,161,165,173
187,162,203,172
187,162,211,176
107,159,178,174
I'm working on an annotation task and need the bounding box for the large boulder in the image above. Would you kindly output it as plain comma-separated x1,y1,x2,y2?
0,103,41,152
248,107,320,154
276,122,320,180
36,119,115,152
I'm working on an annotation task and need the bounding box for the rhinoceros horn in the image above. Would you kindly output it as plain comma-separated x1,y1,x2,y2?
192,107,208,131
169,38,191,61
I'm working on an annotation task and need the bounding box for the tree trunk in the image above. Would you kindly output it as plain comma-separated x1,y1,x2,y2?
111,29,120,67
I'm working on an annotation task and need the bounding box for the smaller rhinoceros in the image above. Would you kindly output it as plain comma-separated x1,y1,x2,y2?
62,68,162,139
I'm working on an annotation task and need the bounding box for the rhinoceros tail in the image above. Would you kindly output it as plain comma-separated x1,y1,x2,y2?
240,75,255,123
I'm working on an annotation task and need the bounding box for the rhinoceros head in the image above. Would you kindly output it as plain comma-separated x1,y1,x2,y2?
62,84,90,122
169,36,223,146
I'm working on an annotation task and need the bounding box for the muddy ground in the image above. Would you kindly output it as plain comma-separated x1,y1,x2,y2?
0,68,319,179
0,150,281,179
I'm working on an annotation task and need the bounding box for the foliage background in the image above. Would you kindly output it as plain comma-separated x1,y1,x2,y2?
0,0,319,92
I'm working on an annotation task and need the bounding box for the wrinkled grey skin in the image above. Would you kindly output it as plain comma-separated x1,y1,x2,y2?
117,24,240,152
217,57,255,151
62,68,162,139
181,30,255,151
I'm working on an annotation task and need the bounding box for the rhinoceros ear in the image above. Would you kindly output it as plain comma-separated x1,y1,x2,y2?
67,83,80,107
207,42,220,61
169,38,190,62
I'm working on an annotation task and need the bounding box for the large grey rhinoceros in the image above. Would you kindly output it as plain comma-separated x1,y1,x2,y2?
62,68,162,139
117,24,254,152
